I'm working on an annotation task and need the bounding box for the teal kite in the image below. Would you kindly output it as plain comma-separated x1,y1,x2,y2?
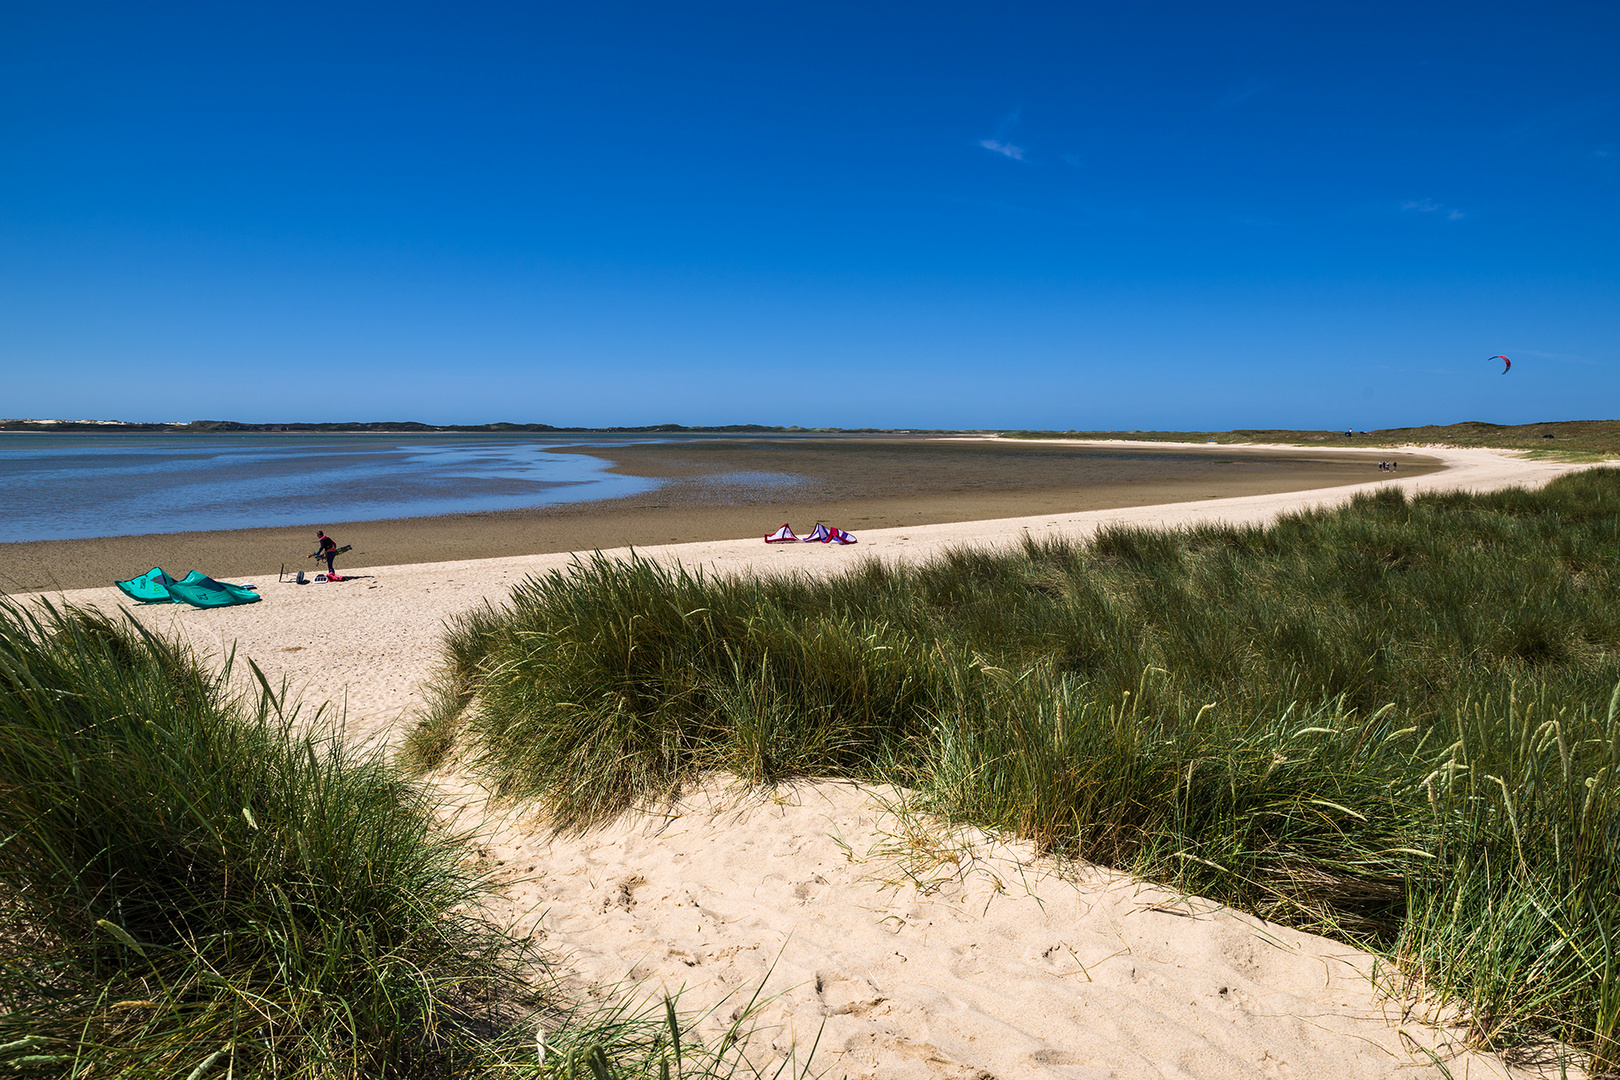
114,568,259,607
166,575,261,608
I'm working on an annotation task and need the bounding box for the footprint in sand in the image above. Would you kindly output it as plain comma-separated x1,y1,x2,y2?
600,874,646,913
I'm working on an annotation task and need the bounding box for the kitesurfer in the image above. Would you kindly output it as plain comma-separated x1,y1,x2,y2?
312,531,339,575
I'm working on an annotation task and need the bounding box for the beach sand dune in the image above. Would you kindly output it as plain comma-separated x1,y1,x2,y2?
16,443,1594,1078
462,775,1534,1080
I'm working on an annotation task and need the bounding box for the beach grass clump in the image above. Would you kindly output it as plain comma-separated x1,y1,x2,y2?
412,554,969,827
1397,686,1620,1064
0,602,816,1079
0,601,530,1077
920,678,1426,937
412,466,1620,1064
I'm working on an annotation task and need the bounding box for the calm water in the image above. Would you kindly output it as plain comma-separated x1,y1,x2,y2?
0,433,670,542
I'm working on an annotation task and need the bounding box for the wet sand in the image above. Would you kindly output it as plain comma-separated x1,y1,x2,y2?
0,437,1432,592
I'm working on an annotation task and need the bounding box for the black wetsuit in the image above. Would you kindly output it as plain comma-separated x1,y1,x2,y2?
318,535,337,573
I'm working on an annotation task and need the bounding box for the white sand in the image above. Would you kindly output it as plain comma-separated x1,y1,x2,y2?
468,776,1528,1079
19,443,1599,1078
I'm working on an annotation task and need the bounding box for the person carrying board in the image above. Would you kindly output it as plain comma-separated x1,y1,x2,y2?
310,531,341,575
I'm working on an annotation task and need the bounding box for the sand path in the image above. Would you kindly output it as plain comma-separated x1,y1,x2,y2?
19,443,1598,1078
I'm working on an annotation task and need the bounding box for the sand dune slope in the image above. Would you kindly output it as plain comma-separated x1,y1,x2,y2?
465,777,1546,1079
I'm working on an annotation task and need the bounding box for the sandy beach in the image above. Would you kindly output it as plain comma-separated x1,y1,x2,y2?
11,441,1597,1079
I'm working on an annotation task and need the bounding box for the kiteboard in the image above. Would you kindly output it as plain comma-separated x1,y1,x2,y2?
308,544,353,559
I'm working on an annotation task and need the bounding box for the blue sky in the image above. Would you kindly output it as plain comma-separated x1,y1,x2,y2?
2,2,1615,429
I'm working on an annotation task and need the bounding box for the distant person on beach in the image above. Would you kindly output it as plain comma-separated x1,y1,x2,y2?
313,531,339,574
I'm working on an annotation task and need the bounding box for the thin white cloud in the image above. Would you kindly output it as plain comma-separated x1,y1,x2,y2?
1212,77,1273,111
978,108,1028,162
979,138,1026,161
1402,198,1465,220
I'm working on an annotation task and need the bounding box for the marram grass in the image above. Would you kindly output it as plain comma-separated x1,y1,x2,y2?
409,466,1620,1069
0,602,806,1079
0,601,514,1077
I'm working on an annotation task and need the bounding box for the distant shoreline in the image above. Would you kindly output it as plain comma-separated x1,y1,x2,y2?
0,420,924,435
5,417,1615,453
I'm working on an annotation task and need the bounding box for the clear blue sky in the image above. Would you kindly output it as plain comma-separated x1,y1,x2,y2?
3,2,1615,429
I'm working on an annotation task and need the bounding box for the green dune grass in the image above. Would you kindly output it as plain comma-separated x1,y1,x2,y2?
0,602,519,1076
407,467,1620,1069
1005,417,1620,459
0,603,797,1079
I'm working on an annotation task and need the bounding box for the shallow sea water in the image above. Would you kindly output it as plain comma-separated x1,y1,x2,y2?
0,433,661,541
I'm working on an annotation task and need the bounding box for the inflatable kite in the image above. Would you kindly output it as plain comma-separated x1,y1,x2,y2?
115,567,179,602
1490,354,1511,374
800,523,858,544
115,567,258,607
166,575,261,608
764,523,857,545
113,568,215,603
